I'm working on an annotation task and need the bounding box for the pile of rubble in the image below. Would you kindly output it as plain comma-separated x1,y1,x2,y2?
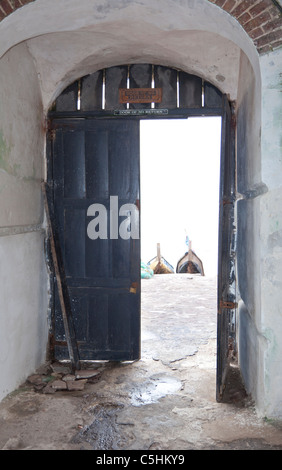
26,362,102,394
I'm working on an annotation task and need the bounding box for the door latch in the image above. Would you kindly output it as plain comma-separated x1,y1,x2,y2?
219,300,237,313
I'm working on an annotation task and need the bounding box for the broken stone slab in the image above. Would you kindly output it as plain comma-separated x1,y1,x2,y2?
42,384,56,394
75,369,101,380
27,374,44,385
51,380,67,391
51,362,72,375
26,365,102,394
67,379,88,391
27,373,58,392
35,362,52,375
33,383,48,392
62,374,76,382
50,372,65,381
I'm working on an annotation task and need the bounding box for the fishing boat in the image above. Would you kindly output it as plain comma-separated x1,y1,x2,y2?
148,243,174,274
176,240,205,276
141,261,154,279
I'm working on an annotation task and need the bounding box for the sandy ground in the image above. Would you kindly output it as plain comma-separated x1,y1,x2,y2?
1,274,282,451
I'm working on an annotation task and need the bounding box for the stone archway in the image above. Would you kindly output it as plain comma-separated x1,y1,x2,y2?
1,0,281,55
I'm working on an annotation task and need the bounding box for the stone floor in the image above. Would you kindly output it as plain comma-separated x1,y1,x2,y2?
1,274,282,451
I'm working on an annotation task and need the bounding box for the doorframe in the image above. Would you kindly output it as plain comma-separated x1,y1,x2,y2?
48,106,222,121
47,88,236,399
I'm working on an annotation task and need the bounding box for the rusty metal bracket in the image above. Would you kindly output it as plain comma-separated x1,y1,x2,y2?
130,282,138,294
219,300,238,313
222,199,234,206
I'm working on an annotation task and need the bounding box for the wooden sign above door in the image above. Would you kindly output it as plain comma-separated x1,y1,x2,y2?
119,88,162,104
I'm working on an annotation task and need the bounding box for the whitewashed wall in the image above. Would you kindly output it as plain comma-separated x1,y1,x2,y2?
258,48,282,417
0,43,48,400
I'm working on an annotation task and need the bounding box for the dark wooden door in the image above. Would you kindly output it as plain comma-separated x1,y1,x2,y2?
216,96,237,401
50,118,140,361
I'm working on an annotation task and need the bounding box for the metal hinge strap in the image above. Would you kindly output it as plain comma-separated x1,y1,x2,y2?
49,129,56,141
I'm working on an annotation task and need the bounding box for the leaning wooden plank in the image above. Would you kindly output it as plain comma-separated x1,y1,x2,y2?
42,182,80,371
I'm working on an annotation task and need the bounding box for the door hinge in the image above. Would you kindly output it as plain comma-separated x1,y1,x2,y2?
219,300,237,313
49,129,56,141
47,121,56,141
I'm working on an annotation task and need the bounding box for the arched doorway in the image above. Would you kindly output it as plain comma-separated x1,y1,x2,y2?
46,64,236,401
5,0,282,418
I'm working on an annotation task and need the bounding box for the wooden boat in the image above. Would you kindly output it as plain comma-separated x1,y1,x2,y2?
176,241,204,276
148,243,174,274
141,261,154,279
